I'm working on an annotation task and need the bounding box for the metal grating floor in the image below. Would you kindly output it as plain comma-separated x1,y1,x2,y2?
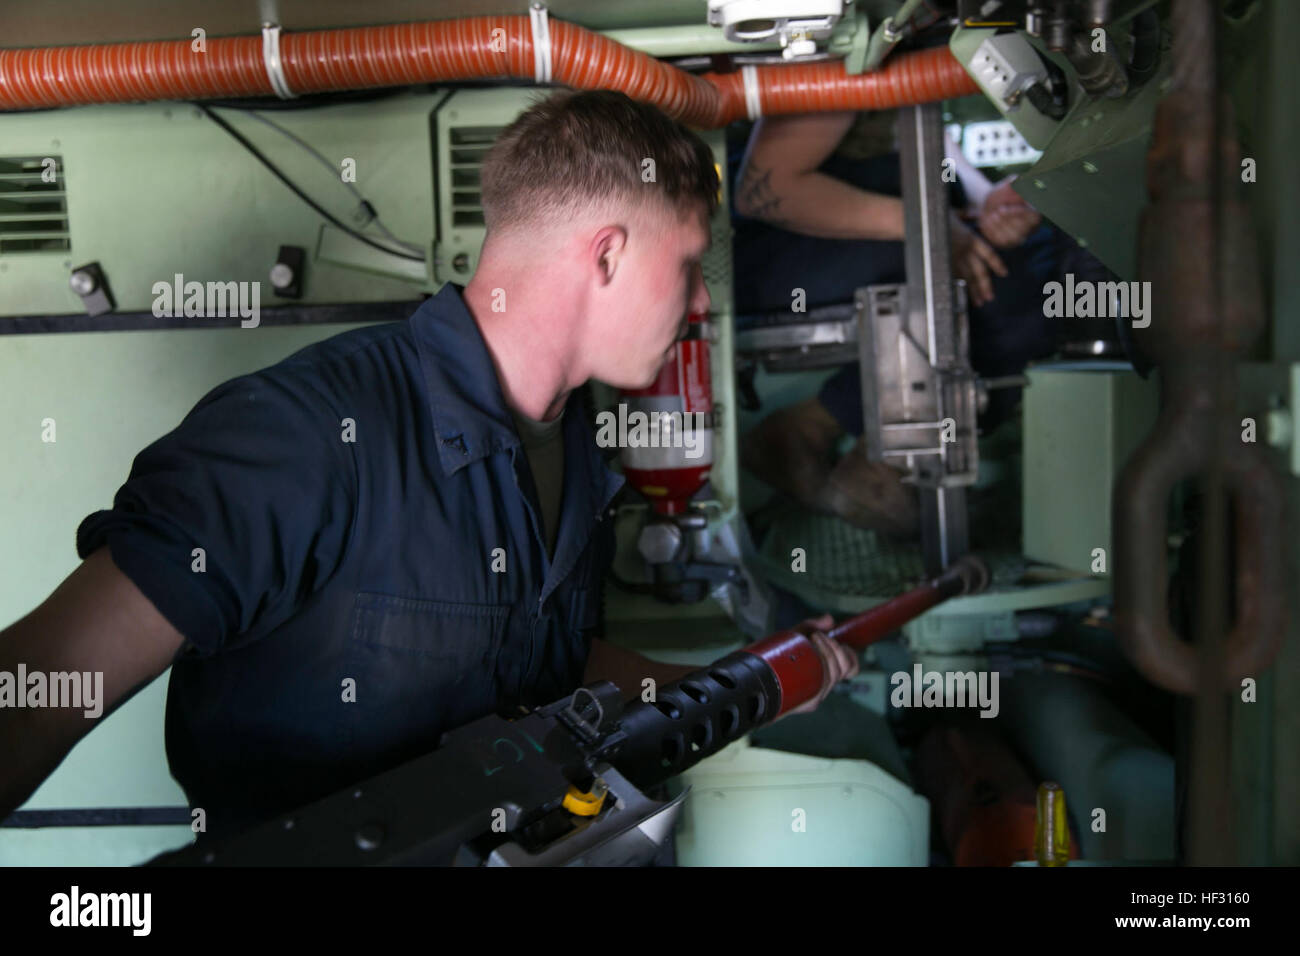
753,505,1026,602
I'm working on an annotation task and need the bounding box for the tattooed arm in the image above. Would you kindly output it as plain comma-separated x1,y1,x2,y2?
734,111,905,241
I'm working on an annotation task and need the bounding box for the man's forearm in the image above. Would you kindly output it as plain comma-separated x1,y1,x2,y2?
0,617,101,822
584,638,698,702
737,164,905,241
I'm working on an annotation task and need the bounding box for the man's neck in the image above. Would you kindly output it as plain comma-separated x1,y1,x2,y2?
462,269,582,423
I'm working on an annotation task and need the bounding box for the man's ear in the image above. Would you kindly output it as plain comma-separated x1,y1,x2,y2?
591,224,629,285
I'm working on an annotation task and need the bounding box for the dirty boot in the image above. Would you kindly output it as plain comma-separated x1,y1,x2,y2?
825,439,920,537
740,397,845,512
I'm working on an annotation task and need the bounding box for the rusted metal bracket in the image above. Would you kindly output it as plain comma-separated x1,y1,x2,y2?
1113,0,1288,696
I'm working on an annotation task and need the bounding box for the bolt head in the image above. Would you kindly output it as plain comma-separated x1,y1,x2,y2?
355,823,385,851
637,521,684,565
269,262,294,289
69,270,97,295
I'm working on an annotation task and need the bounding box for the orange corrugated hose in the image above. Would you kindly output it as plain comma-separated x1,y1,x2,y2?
0,16,977,123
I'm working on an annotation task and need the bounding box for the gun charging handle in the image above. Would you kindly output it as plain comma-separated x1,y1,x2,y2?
745,553,989,715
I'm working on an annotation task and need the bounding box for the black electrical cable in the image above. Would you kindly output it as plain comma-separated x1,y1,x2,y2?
193,102,427,263
235,108,422,254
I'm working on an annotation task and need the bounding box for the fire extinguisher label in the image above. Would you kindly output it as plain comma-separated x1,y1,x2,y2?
677,340,712,415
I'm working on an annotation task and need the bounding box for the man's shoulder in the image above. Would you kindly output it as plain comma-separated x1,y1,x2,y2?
276,314,418,379
242,308,432,413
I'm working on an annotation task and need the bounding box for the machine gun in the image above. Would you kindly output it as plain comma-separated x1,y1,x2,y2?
152,555,988,866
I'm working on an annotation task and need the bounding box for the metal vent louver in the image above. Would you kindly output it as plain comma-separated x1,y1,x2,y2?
447,127,503,228
0,156,70,254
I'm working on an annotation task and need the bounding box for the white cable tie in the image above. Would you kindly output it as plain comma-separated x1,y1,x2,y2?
262,23,296,100
530,3,552,85
742,65,762,120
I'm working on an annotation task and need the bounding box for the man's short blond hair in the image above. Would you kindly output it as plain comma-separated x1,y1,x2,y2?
480,89,719,234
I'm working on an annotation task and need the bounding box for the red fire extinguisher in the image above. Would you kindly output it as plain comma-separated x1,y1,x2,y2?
620,311,713,515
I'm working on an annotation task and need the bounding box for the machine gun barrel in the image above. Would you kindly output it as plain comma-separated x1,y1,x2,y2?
609,554,990,790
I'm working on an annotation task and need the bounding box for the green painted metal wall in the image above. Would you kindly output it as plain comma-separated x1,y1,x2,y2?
0,322,369,864
2,94,440,317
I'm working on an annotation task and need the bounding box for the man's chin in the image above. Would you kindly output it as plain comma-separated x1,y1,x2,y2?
627,370,656,390
629,358,668,390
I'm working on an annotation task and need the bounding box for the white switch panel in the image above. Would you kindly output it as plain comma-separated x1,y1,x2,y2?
961,119,1042,166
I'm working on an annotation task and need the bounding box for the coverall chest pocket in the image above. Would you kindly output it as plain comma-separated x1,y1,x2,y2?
567,585,599,638
347,593,511,749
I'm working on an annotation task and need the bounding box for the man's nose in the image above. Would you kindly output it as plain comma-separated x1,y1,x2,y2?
692,265,712,315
